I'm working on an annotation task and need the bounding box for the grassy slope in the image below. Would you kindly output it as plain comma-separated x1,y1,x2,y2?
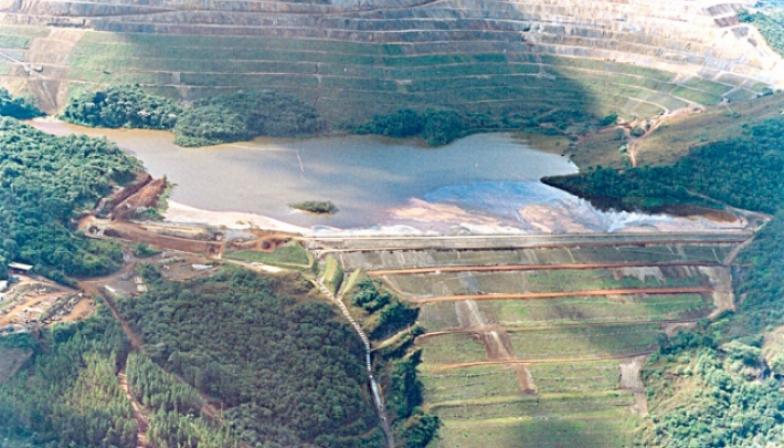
386,243,726,448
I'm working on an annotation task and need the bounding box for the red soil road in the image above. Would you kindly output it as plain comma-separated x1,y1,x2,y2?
103,221,223,256
425,351,656,372
367,260,721,277
118,368,150,448
97,289,225,421
408,286,714,304
419,318,703,339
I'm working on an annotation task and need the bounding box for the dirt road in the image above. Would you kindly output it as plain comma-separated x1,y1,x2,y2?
426,351,655,372
409,286,714,304
367,260,720,277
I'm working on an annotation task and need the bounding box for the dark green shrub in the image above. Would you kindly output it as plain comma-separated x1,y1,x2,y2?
62,85,180,129
174,90,322,146
0,88,43,119
173,105,250,147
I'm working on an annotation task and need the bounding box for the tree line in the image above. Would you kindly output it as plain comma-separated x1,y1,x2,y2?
0,117,139,282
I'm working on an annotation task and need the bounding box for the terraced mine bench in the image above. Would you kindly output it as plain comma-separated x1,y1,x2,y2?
0,0,779,123
310,231,747,447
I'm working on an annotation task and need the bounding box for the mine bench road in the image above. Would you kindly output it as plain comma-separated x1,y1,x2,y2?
367,260,724,276
305,230,752,253
406,286,715,304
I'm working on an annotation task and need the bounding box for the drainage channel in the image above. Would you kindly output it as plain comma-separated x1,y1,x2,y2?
314,279,395,448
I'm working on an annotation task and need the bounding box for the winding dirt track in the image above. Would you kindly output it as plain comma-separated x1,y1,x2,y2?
367,260,720,277
409,286,714,304
118,368,150,448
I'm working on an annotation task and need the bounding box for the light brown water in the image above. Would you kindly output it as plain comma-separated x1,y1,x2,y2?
32,119,580,230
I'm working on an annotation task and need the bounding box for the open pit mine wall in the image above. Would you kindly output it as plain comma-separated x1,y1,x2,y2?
1,0,783,119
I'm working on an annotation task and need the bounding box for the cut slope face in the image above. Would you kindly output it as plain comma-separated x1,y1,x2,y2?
0,0,780,120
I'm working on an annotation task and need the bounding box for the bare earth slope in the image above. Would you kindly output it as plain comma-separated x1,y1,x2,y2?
0,0,782,123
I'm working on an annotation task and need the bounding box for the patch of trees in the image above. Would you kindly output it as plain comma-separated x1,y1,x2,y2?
384,350,440,447
720,214,784,338
644,342,784,447
740,9,784,57
174,90,322,146
0,88,43,119
351,278,418,339
61,86,324,147
545,118,784,214
62,85,181,129
349,277,439,447
0,312,137,447
118,267,386,448
357,108,467,146
126,353,241,448
0,118,139,281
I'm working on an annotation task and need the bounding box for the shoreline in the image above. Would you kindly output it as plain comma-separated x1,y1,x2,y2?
162,199,753,238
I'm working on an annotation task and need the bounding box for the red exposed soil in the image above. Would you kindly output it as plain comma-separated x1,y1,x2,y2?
409,287,714,304
428,351,655,371
103,221,223,256
112,177,168,221
419,317,702,339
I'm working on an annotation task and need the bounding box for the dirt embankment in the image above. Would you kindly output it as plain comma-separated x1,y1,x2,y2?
455,300,537,393
111,177,168,221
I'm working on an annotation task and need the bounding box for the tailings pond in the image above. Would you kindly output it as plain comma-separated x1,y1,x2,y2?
33,119,742,234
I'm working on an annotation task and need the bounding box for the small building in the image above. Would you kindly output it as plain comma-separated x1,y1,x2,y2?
8,262,33,274
0,280,8,293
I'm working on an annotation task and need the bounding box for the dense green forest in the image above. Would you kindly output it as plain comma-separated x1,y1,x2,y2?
125,352,241,448
545,118,784,214
62,85,181,129
0,313,137,447
642,216,784,447
174,90,322,146
0,118,138,281
119,267,386,447
0,88,43,119
357,109,467,146
0,266,390,447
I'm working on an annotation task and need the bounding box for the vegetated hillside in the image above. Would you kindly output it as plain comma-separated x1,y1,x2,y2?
641,216,784,447
0,116,139,282
545,113,784,446
0,267,386,447
341,272,438,447
61,85,323,146
0,313,139,447
544,117,784,214
118,266,387,448
0,319,235,447
0,0,779,136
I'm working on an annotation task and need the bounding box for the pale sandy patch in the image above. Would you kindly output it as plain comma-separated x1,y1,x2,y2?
164,201,307,234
